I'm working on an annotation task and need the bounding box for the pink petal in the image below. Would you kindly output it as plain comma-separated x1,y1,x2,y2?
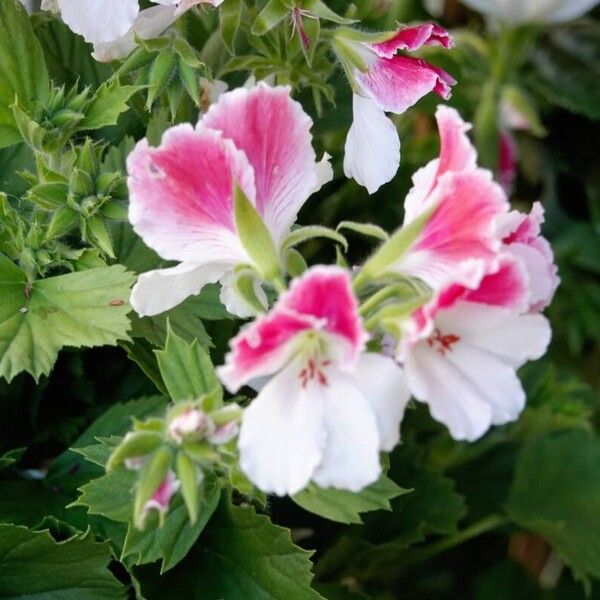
280,266,367,361
218,309,316,393
464,254,530,312
357,55,456,115
369,23,454,58
399,169,508,290
500,202,560,311
127,123,255,263
143,471,180,515
203,84,327,246
218,267,367,392
404,105,478,220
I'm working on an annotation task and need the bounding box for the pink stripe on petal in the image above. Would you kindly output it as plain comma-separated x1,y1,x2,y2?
281,266,367,361
465,255,530,311
127,123,255,263
357,55,457,115
203,84,323,246
369,23,454,58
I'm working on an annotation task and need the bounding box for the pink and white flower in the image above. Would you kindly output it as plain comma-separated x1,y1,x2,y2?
390,105,509,291
337,23,456,193
498,202,560,312
127,84,332,317
399,256,552,441
218,267,410,496
44,0,223,61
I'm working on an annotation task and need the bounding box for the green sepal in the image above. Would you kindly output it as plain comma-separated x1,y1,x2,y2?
251,0,290,36
147,50,177,110
176,451,202,524
353,207,434,290
285,248,308,277
45,206,78,240
26,182,69,210
233,184,281,282
85,214,115,259
178,57,201,107
301,0,357,24
220,0,243,54
106,432,164,472
337,220,389,242
134,446,174,529
232,269,268,315
282,225,348,253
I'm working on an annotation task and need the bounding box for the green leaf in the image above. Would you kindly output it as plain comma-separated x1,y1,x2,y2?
234,184,281,281
0,0,50,149
251,0,290,36
531,20,600,120
155,325,221,403
292,475,408,524
0,524,126,599
136,498,325,599
122,475,220,573
507,430,600,588
73,468,137,523
220,0,243,54
0,255,135,382
80,80,141,130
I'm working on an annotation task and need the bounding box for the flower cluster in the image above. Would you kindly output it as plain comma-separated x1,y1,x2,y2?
125,78,558,499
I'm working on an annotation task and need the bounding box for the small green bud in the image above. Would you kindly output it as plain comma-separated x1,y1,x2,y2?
106,431,164,472
176,451,202,524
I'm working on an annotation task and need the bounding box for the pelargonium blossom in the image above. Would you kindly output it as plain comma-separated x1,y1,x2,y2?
218,267,410,496
398,256,552,441
335,23,456,193
127,83,332,317
42,0,223,61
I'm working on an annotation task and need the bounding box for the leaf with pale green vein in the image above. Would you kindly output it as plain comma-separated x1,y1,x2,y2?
0,0,50,148
0,254,135,382
135,499,325,599
293,475,408,524
0,524,126,599
507,430,600,589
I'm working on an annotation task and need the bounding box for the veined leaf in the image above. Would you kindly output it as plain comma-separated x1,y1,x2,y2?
0,0,50,148
0,523,126,599
0,254,135,382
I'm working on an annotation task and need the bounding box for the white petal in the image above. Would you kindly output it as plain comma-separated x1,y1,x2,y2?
436,302,552,368
130,262,230,317
312,369,382,492
344,94,401,195
219,270,268,319
404,342,493,441
238,363,326,496
58,0,139,44
353,353,410,451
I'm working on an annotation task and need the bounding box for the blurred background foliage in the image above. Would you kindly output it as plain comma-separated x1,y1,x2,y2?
1,0,600,598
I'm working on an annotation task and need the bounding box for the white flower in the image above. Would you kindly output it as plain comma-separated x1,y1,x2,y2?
462,0,600,24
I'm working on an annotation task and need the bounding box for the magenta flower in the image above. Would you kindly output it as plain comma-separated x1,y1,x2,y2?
218,267,409,496
127,84,332,317
337,23,456,193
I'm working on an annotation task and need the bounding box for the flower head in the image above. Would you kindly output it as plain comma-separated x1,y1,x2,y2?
127,83,332,317
218,267,409,496
337,24,456,193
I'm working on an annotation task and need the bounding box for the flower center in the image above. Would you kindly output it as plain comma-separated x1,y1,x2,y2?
299,357,332,388
427,328,460,355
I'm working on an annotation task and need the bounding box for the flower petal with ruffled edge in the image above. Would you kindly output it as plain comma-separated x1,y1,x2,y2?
57,0,139,44
343,94,401,194
130,262,230,317
203,84,332,246
404,105,478,222
369,23,454,59
499,202,560,311
404,300,551,441
128,123,255,265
